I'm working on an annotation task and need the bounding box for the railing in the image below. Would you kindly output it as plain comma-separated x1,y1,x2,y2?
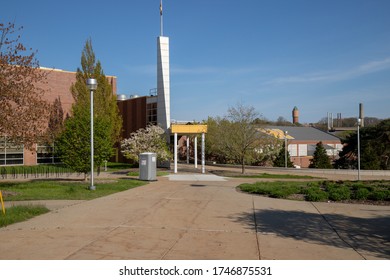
0,165,78,180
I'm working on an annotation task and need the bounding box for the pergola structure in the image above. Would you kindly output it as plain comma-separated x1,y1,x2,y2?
171,124,208,174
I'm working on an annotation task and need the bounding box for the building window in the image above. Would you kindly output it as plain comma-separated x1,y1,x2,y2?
298,144,308,156
0,137,24,165
147,102,157,125
37,143,61,164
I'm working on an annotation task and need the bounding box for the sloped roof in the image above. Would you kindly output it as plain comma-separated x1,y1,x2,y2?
261,126,341,141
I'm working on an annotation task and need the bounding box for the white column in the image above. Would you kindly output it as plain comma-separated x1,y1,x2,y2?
157,36,170,132
186,136,190,164
174,133,178,174
201,133,205,174
194,136,198,169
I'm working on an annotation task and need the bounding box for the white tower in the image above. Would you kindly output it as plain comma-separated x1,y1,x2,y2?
157,0,170,132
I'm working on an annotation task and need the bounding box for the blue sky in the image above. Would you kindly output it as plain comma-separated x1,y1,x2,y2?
2,0,390,123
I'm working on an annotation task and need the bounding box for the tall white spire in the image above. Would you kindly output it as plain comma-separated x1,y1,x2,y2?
157,0,170,133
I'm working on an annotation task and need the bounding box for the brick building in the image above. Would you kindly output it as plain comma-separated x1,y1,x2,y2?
261,126,343,168
1,67,117,166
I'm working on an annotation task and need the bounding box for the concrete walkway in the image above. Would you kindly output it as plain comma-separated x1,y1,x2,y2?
0,174,389,260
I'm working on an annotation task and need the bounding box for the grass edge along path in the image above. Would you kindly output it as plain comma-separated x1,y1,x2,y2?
0,205,49,228
0,179,147,201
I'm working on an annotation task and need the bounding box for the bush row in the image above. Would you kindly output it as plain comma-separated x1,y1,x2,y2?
239,180,390,202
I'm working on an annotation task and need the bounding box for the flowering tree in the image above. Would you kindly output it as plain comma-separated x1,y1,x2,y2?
121,125,171,162
0,22,50,147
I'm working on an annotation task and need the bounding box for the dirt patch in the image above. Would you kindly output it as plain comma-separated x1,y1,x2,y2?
1,190,19,197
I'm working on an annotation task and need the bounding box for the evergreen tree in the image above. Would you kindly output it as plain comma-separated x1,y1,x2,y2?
56,39,122,178
335,119,390,170
309,141,332,169
273,145,294,167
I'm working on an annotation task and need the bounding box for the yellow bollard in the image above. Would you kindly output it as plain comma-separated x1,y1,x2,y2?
0,190,5,215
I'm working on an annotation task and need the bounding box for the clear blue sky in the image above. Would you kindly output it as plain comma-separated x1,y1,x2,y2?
2,0,390,123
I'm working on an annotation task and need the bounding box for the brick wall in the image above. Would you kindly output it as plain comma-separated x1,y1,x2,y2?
23,68,117,165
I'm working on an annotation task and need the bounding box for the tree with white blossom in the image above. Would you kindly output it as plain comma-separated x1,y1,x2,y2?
121,125,171,162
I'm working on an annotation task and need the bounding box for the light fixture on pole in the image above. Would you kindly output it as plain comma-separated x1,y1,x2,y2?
284,131,288,168
357,118,361,181
87,78,97,190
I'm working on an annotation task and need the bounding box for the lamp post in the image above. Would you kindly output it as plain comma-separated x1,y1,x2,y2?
284,130,288,168
357,118,361,181
87,78,97,190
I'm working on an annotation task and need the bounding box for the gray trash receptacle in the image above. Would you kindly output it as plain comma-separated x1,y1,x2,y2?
139,152,157,181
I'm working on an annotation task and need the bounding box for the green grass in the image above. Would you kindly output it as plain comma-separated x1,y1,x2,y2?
0,205,49,228
127,171,170,177
0,179,147,201
233,173,316,179
238,180,390,203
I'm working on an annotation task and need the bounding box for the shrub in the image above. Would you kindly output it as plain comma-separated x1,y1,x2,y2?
238,183,302,199
328,185,351,201
304,186,329,202
369,189,390,201
269,185,301,199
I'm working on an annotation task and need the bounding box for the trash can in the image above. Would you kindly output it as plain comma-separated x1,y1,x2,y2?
139,152,157,181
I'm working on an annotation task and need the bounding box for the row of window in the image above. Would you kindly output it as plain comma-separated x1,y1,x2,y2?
0,137,24,165
287,144,343,157
0,137,59,166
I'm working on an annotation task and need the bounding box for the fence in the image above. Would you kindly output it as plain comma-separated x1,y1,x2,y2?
0,165,78,180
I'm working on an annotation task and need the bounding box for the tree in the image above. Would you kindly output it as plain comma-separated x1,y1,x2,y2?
335,119,390,170
206,103,261,174
46,97,64,142
309,141,333,169
273,145,294,167
56,39,122,177
276,116,292,126
121,125,171,162
56,106,91,177
0,22,50,147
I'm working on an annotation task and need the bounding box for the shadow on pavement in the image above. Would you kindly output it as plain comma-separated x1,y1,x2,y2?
230,209,390,259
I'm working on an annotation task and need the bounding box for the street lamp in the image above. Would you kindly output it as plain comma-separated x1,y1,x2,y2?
87,78,97,190
284,130,288,168
357,118,361,181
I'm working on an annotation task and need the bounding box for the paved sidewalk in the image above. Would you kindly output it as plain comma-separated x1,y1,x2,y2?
0,174,389,260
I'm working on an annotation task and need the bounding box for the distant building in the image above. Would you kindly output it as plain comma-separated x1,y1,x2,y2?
260,126,342,168
292,106,299,124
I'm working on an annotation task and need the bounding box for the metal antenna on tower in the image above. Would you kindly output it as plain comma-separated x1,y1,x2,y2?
160,0,163,36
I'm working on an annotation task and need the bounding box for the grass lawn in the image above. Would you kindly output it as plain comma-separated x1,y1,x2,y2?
127,171,170,177
0,179,147,201
0,205,49,228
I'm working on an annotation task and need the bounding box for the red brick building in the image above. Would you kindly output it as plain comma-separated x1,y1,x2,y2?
1,68,117,166
261,126,343,168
